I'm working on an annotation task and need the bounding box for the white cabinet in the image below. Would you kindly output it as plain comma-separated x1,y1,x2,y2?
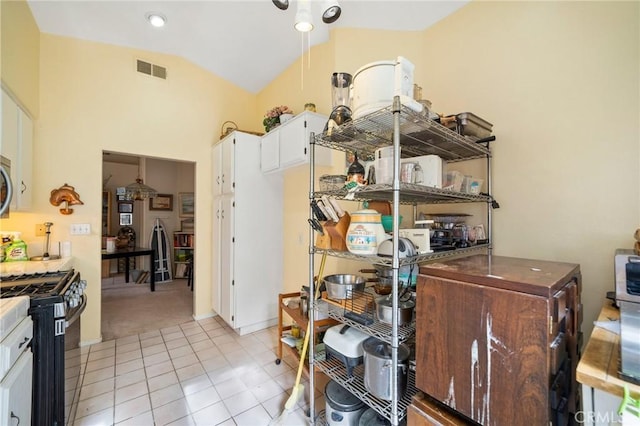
212,131,284,335
1,89,33,211
260,111,332,173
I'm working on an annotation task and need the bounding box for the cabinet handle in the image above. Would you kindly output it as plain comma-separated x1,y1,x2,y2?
21,180,26,194
221,174,225,184
221,209,225,219
216,176,220,185
216,210,220,219
18,336,29,349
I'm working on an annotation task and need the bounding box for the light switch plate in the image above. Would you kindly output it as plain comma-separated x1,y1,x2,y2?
70,223,91,235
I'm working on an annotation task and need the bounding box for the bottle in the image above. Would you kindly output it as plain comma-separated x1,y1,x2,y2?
413,163,424,185
0,233,12,262
5,232,28,261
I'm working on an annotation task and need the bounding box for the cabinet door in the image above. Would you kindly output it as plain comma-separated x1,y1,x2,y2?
217,196,235,327
212,198,222,313
260,130,280,173
212,142,223,196
221,138,234,194
279,115,308,168
1,90,32,211
17,109,32,211
2,90,19,211
415,276,550,425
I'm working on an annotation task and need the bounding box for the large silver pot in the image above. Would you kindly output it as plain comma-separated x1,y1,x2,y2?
363,337,410,401
324,274,366,300
374,296,414,326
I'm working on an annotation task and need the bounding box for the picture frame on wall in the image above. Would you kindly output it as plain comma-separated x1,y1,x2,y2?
119,213,133,226
118,202,133,213
178,192,195,218
149,194,173,211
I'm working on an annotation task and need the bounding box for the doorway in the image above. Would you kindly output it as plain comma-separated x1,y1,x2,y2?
101,151,196,341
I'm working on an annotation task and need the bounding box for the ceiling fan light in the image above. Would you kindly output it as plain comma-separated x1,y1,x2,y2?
322,1,341,24
294,0,314,32
272,0,289,10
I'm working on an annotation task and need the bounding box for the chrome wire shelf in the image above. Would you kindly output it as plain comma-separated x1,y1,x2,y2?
313,244,491,267
314,353,418,424
313,105,490,163
318,300,415,343
314,182,491,205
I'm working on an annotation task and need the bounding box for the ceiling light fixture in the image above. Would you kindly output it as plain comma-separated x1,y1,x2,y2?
272,0,289,11
125,163,158,201
273,0,340,32
294,0,314,33
146,12,167,28
321,0,341,24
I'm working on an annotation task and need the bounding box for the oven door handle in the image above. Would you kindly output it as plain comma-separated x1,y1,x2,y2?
66,294,87,327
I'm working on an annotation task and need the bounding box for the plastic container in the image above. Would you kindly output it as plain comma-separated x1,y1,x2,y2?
444,171,464,192
320,175,348,191
5,232,28,261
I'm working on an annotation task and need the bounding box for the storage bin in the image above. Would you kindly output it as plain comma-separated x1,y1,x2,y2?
319,175,347,191
444,171,464,192
466,177,484,195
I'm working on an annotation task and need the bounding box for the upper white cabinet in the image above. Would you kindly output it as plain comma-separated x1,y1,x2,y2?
260,111,332,173
1,89,33,211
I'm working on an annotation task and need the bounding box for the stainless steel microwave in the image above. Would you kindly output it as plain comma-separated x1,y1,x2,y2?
0,155,12,218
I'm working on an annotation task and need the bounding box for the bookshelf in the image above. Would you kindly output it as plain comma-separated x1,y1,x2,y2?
173,231,194,278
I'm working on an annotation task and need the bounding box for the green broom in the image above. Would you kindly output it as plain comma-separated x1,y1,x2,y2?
271,252,327,425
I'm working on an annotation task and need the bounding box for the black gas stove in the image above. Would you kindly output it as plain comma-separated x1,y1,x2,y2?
1,270,75,296
0,269,87,426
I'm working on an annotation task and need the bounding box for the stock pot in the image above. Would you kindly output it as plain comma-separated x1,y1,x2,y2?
363,337,410,401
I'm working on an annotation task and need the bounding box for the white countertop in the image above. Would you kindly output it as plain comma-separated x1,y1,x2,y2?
0,257,74,277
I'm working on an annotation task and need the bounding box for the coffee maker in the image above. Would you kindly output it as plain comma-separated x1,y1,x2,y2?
614,248,640,383
325,72,352,133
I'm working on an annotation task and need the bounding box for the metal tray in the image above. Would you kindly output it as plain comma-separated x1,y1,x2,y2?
444,112,493,139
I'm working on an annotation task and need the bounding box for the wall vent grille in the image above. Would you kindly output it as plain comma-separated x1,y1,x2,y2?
136,59,167,80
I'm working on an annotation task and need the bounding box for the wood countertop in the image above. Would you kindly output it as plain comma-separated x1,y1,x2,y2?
577,298,640,397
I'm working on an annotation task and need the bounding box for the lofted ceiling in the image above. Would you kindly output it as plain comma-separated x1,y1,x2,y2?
27,0,468,94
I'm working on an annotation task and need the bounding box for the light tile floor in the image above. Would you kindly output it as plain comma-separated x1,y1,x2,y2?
66,316,328,426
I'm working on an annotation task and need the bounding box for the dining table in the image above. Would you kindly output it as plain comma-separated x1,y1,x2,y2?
101,246,157,291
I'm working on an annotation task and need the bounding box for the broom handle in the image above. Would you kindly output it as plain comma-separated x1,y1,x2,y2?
294,252,327,387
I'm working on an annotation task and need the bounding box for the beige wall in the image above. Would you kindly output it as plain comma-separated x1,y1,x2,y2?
1,0,40,117
1,28,258,343
258,1,640,340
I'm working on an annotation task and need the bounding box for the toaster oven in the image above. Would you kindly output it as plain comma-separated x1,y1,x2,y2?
614,248,640,303
614,249,640,383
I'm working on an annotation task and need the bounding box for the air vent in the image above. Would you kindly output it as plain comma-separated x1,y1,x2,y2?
136,59,167,80
152,65,167,79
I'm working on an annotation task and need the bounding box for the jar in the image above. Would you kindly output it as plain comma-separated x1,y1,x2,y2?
346,209,388,255
304,103,316,112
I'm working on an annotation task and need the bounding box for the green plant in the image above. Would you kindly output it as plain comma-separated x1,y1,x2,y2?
263,105,293,131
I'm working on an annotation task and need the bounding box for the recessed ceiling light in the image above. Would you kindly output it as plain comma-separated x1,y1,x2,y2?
146,13,167,28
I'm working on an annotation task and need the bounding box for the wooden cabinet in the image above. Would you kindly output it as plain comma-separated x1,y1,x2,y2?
173,231,193,278
1,89,33,211
408,392,472,426
260,111,332,173
415,255,582,426
212,131,284,335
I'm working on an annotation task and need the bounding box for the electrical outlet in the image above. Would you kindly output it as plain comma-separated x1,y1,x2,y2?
70,223,91,235
35,224,47,237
